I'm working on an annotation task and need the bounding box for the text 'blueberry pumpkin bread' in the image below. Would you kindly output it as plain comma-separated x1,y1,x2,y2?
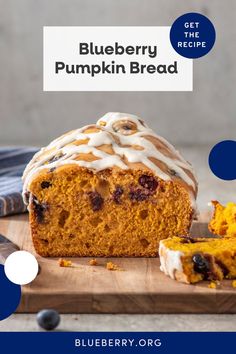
22,113,198,257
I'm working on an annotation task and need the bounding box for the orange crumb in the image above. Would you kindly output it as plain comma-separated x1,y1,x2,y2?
106,261,121,271
58,258,72,267
232,280,236,288
89,259,98,266
208,282,217,289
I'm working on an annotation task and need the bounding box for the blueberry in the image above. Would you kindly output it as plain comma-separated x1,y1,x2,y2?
37,309,60,331
32,197,48,223
88,192,104,211
192,253,210,274
112,186,123,204
41,181,52,189
138,175,158,192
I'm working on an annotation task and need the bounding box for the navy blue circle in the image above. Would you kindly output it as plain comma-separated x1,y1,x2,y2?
170,12,216,58
0,264,21,321
209,140,236,181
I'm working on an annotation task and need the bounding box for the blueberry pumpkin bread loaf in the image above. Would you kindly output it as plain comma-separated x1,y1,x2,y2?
159,236,236,284
22,112,198,257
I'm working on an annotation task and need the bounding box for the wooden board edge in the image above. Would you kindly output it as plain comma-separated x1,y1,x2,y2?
16,291,236,314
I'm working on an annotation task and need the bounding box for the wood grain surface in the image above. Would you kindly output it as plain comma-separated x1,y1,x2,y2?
0,213,236,314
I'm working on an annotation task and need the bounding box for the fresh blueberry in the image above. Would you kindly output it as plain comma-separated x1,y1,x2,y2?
37,309,60,331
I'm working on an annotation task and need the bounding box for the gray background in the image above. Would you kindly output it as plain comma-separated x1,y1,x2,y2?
0,0,235,146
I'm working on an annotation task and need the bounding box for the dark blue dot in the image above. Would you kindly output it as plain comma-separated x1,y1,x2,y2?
208,140,236,181
0,264,21,321
170,12,216,59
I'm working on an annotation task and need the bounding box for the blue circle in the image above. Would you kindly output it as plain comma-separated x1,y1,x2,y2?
170,12,216,58
0,264,21,321
209,140,236,181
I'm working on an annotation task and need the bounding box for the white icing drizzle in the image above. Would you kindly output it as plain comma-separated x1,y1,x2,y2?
159,241,184,279
22,112,198,210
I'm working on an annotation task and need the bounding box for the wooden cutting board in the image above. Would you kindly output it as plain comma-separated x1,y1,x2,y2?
0,213,236,314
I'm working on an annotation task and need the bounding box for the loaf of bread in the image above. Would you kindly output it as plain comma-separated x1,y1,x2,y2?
22,112,198,257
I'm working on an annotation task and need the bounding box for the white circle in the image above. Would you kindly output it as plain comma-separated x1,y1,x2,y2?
4,251,39,285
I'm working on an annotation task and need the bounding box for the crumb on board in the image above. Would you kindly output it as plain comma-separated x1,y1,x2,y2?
58,258,72,267
208,282,217,289
232,280,236,288
106,261,122,271
89,259,98,266
208,280,221,289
